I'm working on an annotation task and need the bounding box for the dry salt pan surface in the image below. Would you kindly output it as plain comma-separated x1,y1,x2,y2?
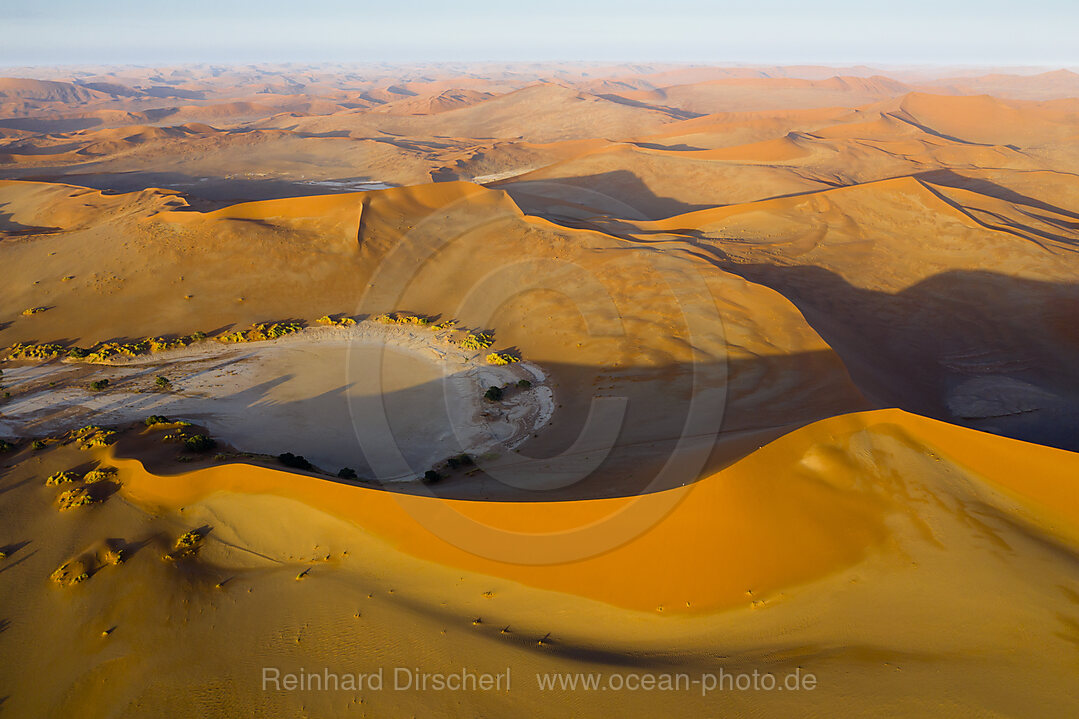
0,323,553,480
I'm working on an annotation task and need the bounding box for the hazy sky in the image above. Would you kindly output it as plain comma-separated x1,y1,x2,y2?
1,0,1076,67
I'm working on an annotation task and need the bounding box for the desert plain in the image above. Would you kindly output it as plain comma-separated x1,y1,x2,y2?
0,62,1078,716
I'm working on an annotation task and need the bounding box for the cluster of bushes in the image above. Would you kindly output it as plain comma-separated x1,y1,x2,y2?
373,313,431,327
50,559,91,586
316,315,357,327
459,332,494,350
89,378,110,391
337,467,358,479
183,434,216,453
485,352,520,366
46,470,81,485
445,454,473,470
57,486,101,511
7,342,65,360
21,307,47,316
70,425,118,450
278,452,312,470
144,415,172,427
484,386,503,402
163,529,206,562
84,466,117,483
220,321,304,343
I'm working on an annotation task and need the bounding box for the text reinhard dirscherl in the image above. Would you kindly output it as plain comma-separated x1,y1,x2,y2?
261,667,818,695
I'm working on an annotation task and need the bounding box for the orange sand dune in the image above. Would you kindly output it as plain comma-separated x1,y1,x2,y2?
113,408,1079,612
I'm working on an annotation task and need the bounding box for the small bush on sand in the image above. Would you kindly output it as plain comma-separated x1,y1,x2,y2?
0,439,12,453
484,386,503,402
279,452,312,470
459,332,494,351
57,486,101,511
22,307,47,316
220,321,304,343
164,529,206,561
317,315,357,327
65,347,90,359
144,415,171,427
517,379,532,389
485,352,520,366
46,470,81,485
423,470,441,483
446,454,473,470
31,439,47,451
184,434,216,453
154,376,171,389
71,425,117,449
83,466,117,483
51,559,91,587
89,379,110,391
337,467,358,479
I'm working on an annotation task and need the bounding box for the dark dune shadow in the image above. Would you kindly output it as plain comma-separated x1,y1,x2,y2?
710,263,1079,452
496,169,715,221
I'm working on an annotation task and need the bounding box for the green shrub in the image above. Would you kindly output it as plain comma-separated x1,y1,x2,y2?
484,386,503,402
89,379,110,391
279,452,312,470
66,347,90,359
21,307,47,316
0,439,12,453
154,376,171,389
31,439,47,451
446,454,473,470
423,470,441,483
517,379,532,389
337,467,358,479
145,414,171,426
184,434,216,453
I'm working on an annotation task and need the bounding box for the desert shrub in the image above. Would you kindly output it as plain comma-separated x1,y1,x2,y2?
432,320,457,330
375,313,430,326
164,529,206,561
337,467,358,479
57,486,100,511
83,466,117,483
175,530,204,550
89,379,110,391
460,332,494,351
484,386,503,402
31,439,47,451
184,434,216,453
279,452,312,470
46,470,81,485
8,342,65,360
317,315,357,327
145,414,171,426
446,454,473,470
102,545,125,565
423,470,441,483
485,352,520,366
65,347,90,359
220,321,304,343
154,375,171,389
69,424,117,449
0,439,12,453
22,307,47,316
51,560,91,586
517,379,532,389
